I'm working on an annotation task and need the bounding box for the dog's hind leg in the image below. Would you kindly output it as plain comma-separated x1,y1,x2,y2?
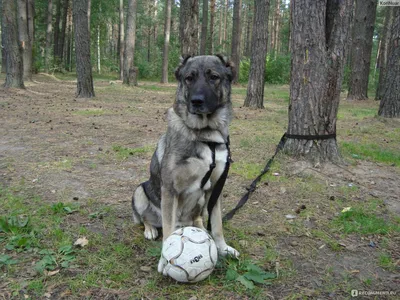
132,185,160,240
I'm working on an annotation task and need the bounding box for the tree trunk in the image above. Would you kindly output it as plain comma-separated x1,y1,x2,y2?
378,7,400,118
66,4,72,71
346,0,377,101
27,0,34,73
1,0,6,74
97,25,101,74
45,0,53,72
207,0,215,54
59,0,69,64
123,0,137,86
376,7,393,100
273,0,281,58
87,0,91,32
119,0,124,80
243,0,269,109
244,2,252,57
3,0,24,88
222,0,228,52
284,0,353,164
161,0,172,83
17,0,32,81
200,0,208,55
231,0,241,83
179,0,199,56
73,0,94,98
54,0,61,63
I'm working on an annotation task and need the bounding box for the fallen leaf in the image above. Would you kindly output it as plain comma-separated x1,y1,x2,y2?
74,237,89,247
341,207,352,213
45,269,60,276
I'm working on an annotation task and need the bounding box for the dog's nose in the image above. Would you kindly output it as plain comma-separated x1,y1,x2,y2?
191,94,205,107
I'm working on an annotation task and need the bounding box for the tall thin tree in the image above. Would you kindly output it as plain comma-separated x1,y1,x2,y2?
123,0,137,86
119,0,124,80
73,0,95,98
17,0,32,81
207,0,216,54
231,0,241,83
376,7,393,100
243,0,269,109
179,0,199,55
161,0,172,83
347,0,377,101
45,0,53,72
200,0,208,55
3,0,24,88
284,0,353,164
378,7,400,118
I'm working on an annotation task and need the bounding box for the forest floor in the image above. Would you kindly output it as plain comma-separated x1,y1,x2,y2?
0,74,399,299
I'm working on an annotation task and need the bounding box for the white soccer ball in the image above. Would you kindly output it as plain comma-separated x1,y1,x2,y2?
161,226,218,283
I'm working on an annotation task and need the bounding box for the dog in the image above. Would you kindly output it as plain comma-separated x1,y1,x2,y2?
131,55,239,274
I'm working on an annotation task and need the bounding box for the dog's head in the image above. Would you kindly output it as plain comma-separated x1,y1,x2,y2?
173,55,235,129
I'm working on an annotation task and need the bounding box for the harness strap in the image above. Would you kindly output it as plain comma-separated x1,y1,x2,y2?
200,142,216,189
206,138,231,231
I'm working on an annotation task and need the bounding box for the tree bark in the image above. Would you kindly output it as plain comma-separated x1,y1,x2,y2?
123,0,137,86
1,0,6,73
376,7,393,100
73,0,94,98
244,2,252,57
3,0,24,88
231,0,241,83
378,7,400,118
179,0,199,56
222,0,228,52
59,0,69,64
17,0,32,81
45,0,53,72
243,0,269,109
207,0,215,54
27,0,34,73
119,0,124,80
66,3,72,71
54,0,61,63
161,0,172,83
347,0,377,101
200,0,208,55
284,0,353,164
273,0,281,58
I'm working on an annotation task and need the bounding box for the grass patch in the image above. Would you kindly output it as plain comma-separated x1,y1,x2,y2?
73,108,108,116
333,207,399,235
112,144,154,159
340,141,400,166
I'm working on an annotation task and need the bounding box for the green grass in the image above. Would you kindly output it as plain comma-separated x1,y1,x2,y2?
340,141,400,166
112,144,154,159
333,206,399,235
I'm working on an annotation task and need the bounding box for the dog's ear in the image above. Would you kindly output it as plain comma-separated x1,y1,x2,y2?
175,55,192,80
216,54,236,82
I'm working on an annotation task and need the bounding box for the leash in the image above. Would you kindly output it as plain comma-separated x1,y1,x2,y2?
222,132,336,222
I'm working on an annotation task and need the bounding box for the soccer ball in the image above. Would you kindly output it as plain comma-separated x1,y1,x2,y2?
161,226,218,283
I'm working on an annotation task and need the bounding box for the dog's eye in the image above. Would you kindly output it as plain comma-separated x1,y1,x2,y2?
210,74,220,81
185,75,194,83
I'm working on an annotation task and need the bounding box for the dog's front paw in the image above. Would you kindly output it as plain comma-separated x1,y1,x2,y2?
218,245,240,258
144,224,158,240
157,255,168,275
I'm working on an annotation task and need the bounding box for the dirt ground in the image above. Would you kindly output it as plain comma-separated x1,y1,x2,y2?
0,74,399,299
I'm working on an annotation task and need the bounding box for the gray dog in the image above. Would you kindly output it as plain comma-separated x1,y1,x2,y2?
131,55,239,274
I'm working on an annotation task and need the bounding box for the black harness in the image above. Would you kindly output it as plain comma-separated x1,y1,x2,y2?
201,137,231,231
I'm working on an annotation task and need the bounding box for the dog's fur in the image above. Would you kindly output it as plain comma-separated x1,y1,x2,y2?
131,55,239,273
